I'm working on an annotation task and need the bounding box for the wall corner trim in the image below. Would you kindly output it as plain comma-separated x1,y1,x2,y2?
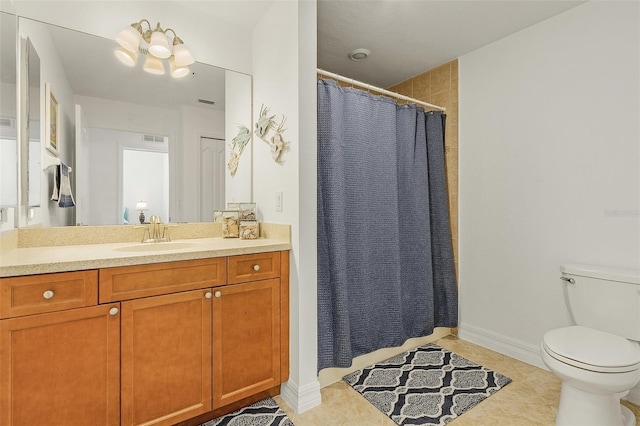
280,378,322,414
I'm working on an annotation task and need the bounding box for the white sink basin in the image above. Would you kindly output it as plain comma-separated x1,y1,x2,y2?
114,242,198,253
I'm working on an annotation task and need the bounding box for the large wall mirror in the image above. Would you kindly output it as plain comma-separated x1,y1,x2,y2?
12,17,252,228
0,12,17,210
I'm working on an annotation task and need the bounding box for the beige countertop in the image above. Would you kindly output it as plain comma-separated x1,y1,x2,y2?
0,222,292,277
0,237,291,277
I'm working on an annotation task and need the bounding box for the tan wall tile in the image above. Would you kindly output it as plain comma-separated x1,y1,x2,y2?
430,91,452,112
446,102,458,126
430,62,451,94
412,72,430,101
391,80,413,97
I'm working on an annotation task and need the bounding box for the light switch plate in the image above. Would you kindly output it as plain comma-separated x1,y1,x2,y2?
276,191,283,212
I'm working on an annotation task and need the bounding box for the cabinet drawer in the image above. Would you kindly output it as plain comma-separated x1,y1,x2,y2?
228,252,281,284
99,258,226,303
0,271,98,319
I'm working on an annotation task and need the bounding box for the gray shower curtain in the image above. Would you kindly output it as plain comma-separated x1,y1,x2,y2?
317,79,458,371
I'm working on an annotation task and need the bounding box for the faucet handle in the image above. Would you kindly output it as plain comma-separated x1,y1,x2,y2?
162,224,178,241
134,225,151,243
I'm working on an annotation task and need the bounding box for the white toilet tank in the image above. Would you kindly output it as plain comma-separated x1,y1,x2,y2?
561,263,640,341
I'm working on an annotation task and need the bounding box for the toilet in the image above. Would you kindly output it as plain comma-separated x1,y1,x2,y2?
541,263,640,426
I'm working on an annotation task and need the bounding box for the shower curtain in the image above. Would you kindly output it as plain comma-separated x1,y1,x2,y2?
317,79,458,371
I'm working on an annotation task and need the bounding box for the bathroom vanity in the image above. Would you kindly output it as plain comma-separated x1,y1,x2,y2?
0,225,291,426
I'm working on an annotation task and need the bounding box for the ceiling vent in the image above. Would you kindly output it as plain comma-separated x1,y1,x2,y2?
0,117,16,128
142,134,166,143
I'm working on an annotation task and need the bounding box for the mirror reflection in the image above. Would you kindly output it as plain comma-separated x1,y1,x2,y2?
25,37,40,208
15,17,251,227
0,12,17,208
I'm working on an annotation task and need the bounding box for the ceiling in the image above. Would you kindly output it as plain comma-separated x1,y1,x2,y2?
6,1,589,111
46,22,226,111
317,0,586,88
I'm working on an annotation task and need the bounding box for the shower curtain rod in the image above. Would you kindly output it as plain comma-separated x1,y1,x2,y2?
316,68,446,111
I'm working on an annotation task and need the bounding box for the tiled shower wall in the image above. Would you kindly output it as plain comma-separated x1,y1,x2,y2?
387,60,459,276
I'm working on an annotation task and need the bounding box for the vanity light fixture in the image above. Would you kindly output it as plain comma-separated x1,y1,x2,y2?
115,19,195,78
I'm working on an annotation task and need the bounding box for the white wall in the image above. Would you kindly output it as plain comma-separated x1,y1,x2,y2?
251,0,320,414
225,70,253,203
458,0,640,387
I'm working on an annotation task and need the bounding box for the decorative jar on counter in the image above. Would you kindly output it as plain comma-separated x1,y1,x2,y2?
221,211,240,238
240,203,257,221
240,221,259,239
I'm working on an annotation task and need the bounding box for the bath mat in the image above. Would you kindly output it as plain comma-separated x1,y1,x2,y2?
343,343,511,425
200,397,293,426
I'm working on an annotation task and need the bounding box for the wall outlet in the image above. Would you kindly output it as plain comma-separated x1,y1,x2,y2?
275,191,283,212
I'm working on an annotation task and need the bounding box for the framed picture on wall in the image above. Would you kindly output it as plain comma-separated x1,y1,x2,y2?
45,82,59,156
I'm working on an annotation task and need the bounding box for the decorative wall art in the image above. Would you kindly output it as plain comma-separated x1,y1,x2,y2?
228,124,251,176
254,104,289,163
45,82,60,156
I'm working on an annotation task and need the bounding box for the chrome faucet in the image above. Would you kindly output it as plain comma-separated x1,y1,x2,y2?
135,216,176,243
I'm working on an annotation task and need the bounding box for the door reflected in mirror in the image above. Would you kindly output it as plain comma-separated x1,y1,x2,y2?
122,148,169,225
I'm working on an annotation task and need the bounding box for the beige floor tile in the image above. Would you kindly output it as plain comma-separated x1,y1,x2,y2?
275,336,640,426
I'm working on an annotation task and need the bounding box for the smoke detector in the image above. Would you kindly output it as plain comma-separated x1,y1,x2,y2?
348,48,370,61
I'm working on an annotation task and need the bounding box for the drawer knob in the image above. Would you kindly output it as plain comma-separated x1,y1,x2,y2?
43,290,54,300
253,264,260,272
214,291,222,298
109,307,119,316
205,292,212,299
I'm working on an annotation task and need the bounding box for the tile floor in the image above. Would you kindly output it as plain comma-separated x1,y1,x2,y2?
275,335,640,425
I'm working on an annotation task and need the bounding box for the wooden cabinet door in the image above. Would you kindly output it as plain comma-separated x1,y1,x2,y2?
0,303,121,425
121,289,212,426
213,279,281,408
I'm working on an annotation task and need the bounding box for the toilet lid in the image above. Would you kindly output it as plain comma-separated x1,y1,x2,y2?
543,326,640,372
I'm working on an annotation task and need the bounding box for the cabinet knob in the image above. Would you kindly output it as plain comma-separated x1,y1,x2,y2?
43,290,54,299
214,291,222,298
205,292,212,299
253,264,260,271
109,307,119,316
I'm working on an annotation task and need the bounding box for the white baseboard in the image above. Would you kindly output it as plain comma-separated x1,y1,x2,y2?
457,322,640,406
458,322,547,369
280,378,322,414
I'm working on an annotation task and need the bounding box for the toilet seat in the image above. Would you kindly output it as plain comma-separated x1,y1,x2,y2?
543,326,640,373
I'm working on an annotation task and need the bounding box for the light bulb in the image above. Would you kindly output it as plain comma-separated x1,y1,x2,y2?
148,29,171,59
169,56,189,78
115,24,142,53
143,54,165,75
115,47,138,66
172,43,194,67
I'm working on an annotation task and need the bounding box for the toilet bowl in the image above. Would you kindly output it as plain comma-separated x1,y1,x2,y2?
541,264,640,426
541,327,640,426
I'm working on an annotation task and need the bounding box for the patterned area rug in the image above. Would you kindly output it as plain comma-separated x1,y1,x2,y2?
343,343,512,425
201,397,294,426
